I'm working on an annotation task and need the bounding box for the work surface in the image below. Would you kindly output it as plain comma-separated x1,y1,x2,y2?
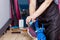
0,30,36,40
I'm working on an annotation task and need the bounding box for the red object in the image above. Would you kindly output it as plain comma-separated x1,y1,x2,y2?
10,0,21,26
14,0,21,20
10,0,14,26
59,0,60,10
10,0,13,19
28,27,36,37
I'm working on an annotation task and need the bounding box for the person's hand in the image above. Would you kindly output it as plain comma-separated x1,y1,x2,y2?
26,16,31,25
26,16,36,25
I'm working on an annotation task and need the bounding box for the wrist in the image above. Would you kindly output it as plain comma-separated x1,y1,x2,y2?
31,14,37,20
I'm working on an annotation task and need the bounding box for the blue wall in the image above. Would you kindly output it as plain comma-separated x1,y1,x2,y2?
18,0,29,5
18,0,29,27
18,0,29,10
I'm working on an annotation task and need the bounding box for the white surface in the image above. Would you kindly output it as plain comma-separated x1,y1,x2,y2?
19,19,24,29
0,0,10,29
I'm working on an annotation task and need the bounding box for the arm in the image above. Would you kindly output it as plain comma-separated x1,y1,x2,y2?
29,0,36,15
26,0,53,24
32,0,53,19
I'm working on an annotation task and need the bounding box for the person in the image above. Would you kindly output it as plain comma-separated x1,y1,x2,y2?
26,0,60,40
